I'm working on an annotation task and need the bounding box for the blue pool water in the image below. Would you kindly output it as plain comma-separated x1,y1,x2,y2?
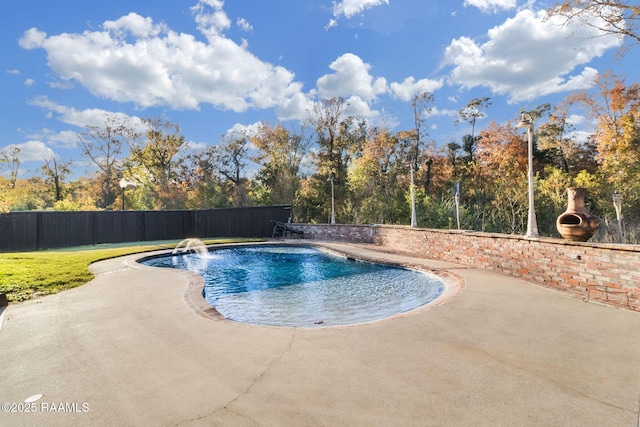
142,245,443,327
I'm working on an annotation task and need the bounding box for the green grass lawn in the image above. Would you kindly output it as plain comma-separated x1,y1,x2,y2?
0,238,263,303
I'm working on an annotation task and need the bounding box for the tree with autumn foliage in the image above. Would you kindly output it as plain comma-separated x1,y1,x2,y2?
251,123,312,207
125,117,187,209
537,100,598,175
179,146,230,209
77,115,137,209
41,156,73,202
207,136,252,208
590,73,640,189
472,121,530,232
561,71,640,238
296,97,367,223
347,128,411,224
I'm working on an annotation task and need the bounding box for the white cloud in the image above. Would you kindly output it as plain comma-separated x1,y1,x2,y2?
191,0,231,42
325,19,338,31
47,80,75,90
275,92,315,122
343,95,380,120
29,96,145,133
7,69,20,75
27,129,82,149
46,130,81,150
317,53,387,101
425,106,458,119
511,67,599,102
560,114,592,143
443,8,622,103
566,114,587,127
24,78,35,87
3,141,54,163
313,53,411,126
19,4,308,118
566,129,592,144
223,121,262,141
236,18,253,32
18,28,47,49
463,0,516,13
103,12,166,38
333,0,389,19
389,76,444,101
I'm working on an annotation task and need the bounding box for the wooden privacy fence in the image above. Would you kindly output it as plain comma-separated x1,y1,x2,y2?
0,205,292,252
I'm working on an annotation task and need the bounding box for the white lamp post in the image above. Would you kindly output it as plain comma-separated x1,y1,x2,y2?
328,174,335,224
453,181,461,230
403,157,418,228
409,163,417,228
119,178,135,211
517,112,540,238
613,191,623,243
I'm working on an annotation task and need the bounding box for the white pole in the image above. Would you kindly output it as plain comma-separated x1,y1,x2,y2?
410,165,417,228
613,192,623,243
525,125,539,238
455,192,460,230
330,175,336,225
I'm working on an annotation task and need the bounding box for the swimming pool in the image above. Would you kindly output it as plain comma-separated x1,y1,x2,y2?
142,244,444,327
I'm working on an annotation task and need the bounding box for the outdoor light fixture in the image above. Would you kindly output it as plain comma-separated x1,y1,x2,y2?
119,178,135,211
516,112,540,238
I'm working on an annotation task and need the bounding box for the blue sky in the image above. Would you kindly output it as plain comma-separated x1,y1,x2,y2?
1,0,635,177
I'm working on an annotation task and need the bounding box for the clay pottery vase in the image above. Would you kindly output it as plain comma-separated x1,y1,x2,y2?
556,187,599,241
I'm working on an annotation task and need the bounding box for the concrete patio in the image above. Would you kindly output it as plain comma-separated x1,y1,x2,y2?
1,241,639,426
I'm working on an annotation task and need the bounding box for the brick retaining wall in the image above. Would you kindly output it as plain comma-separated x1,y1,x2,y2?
293,224,640,311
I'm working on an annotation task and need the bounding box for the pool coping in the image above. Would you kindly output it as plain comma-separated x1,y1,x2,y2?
132,240,466,327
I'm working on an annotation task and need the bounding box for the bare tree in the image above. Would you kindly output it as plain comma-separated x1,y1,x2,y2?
313,96,347,177
0,146,21,189
456,97,491,164
545,1,640,52
410,92,434,168
78,115,138,208
41,156,72,202
210,136,251,207
410,92,435,192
